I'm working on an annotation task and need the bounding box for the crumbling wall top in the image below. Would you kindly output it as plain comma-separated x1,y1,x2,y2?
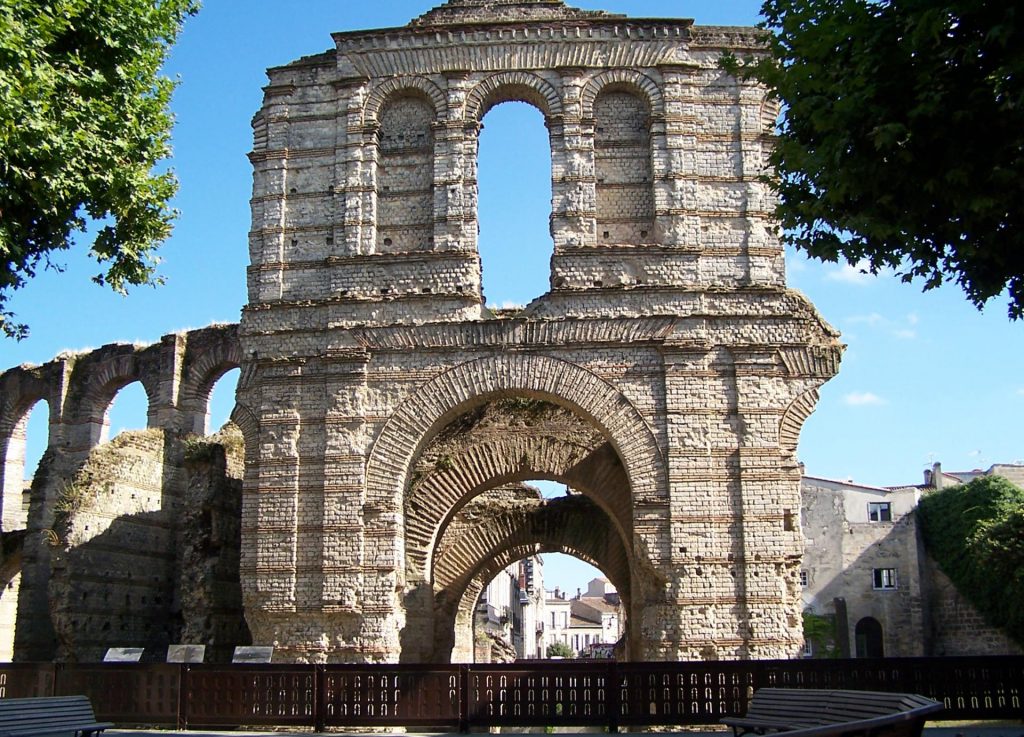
411,0,622,27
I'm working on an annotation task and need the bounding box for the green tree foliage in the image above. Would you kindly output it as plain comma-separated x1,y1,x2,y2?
917,475,1024,645
725,1,1024,318
802,611,839,658
0,0,199,338
546,641,574,658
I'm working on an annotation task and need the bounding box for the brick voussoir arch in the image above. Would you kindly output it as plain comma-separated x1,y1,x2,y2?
229,402,261,468
779,387,821,456
405,435,632,580
179,331,242,417
464,70,563,121
364,354,663,512
363,75,447,125
435,499,631,603
0,367,50,438
581,68,665,118
73,348,161,426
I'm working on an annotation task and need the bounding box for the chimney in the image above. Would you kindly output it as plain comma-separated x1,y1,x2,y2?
932,462,943,490
923,469,932,486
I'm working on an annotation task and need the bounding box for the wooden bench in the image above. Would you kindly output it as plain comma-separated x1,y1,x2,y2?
722,688,943,737
0,695,113,737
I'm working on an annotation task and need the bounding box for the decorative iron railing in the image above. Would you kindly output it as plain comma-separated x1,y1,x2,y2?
0,657,1021,731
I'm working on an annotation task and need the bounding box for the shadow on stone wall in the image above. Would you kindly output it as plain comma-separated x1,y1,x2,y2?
45,427,249,663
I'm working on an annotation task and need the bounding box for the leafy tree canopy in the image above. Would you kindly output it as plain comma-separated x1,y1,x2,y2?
726,0,1024,318
917,475,1024,645
0,0,199,339
546,641,574,658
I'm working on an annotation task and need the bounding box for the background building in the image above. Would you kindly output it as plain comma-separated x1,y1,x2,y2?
801,462,1024,658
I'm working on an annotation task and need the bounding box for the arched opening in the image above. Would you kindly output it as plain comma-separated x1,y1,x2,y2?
205,367,240,436
477,101,553,308
366,354,665,663
104,381,150,443
468,546,624,663
397,394,639,663
855,616,884,658
3,399,48,531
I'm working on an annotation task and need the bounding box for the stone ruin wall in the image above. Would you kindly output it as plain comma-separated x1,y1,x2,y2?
924,557,1024,657
0,325,245,661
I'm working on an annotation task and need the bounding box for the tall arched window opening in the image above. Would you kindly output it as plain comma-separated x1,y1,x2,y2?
206,367,240,436
477,102,553,308
104,381,149,443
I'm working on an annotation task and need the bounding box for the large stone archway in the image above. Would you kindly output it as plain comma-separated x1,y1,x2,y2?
391,390,643,662
234,0,842,663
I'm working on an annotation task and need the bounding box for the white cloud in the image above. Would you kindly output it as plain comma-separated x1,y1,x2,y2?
825,260,875,285
844,311,916,340
844,392,885,406
1016,388,1024,397
847,312,885,326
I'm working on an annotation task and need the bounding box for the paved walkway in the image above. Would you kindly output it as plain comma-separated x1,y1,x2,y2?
104,727,1023,737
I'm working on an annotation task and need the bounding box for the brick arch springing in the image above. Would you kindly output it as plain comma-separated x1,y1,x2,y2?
0,370,51,531
365,354,663,519
465,71,563,122
229,402,260,469
0,368,50,439
405,434,631,583
580,69,664,119
179,333,242,435
779,387,820,455
363,76,447,125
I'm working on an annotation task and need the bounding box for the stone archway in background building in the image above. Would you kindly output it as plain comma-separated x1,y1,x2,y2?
855,617,884,658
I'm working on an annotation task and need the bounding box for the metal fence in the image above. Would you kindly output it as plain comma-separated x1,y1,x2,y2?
0,656,1021,731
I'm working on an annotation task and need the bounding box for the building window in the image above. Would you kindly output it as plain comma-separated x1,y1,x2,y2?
872,568,898,590
800,570,809,587
868,502,892,522
803,640,813,657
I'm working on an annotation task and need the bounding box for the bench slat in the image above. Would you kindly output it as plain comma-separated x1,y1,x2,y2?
0,695,113,737
721,688,942,737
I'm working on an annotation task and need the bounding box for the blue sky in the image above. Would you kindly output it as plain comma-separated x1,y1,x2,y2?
2,0,1021,593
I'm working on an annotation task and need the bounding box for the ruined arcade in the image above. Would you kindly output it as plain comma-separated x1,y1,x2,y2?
0,0,841,664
